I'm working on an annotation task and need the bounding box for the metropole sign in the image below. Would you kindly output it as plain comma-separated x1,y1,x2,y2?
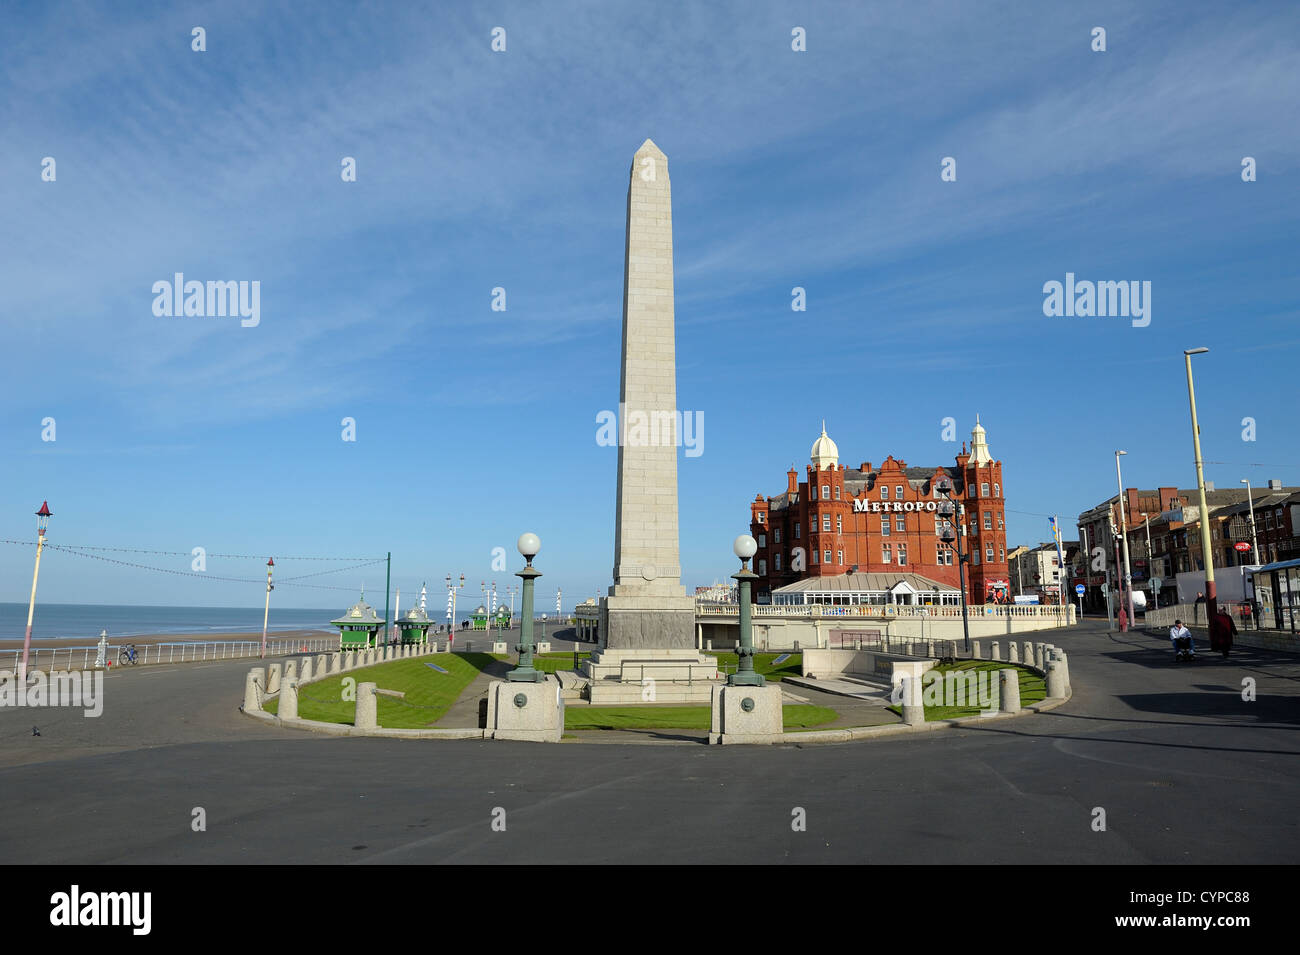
852,500,940,513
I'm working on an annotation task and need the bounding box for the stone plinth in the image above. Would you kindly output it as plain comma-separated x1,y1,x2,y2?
708,683,783,744
583,646,721,704
484,676,564,742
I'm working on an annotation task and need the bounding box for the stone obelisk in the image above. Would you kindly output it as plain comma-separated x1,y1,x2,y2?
598,139,698,653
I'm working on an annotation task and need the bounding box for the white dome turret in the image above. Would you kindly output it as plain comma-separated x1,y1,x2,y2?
811,420,839,470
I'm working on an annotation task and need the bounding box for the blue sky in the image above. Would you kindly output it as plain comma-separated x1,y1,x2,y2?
3,0,1297,612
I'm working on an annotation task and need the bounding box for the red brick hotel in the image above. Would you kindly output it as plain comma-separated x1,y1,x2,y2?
748,420,1009,605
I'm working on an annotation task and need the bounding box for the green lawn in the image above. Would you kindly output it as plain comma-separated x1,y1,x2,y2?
705,652,802,682
265,653,496,728
886,661,1046,721
564,703,836,731
533,651,591,674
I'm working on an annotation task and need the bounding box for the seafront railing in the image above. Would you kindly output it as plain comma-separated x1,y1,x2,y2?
4,637,336,674
571,601,1071,622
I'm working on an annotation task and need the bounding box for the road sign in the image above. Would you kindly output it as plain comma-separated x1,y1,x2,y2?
1151,577,1163,590
1100,583,1109,594
1075,584,1085,595
1234,542,1252,553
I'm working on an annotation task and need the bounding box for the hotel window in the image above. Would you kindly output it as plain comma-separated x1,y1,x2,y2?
896,485,903,498
898,544,907,566
994,483,1000,497
812,548,818,564
881,485,889,500
981,482,989,497
822,485,830,499
998,515,1004,530
775,553,782,571
836,515,842,534
896,516,905,532
758,533,766,548
999,547,1005,562
758,559,766,576
774,528,781,544
837,550,843,564
822,514,831,532
834,485,840,500
881,519,890,536
984,511,992,530
823,550,832,564
882,544,892,564
986,545,994,561
811,486,817,500
756,512,765,524
794,522,801,539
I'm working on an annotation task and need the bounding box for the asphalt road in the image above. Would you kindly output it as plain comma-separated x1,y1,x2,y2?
1,619,1296,864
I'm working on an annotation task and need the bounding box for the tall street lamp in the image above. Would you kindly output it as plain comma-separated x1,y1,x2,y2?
935,481,972,654
508,533,544,682
1184,347,1217,623
730,534,765,686
446,573,464,640
1240,479,1260,563
19,501,53,684
1114,450,1136,630
260,558,275,658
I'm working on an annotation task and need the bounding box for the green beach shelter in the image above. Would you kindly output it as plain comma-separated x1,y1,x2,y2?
396,603,434,646
470,605,489,631
332,591,384,649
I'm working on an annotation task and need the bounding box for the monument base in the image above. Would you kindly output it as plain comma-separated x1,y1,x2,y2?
484,676,564,742
582,646,722,704
599,592,697,650
708,683,784,745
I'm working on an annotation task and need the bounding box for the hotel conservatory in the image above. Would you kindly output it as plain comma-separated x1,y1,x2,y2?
770,571,962,607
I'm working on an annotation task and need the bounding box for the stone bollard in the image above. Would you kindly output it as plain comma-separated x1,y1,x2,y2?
991,641,1001,661
280,678,299,720
298,657,312,683
1023,641,1034,668
355,682,378,730
901,676,925,726
1008,642,1020,663
925,640,935,658
1046,659,1066,699
971,640,982,660
244,668,265,712
1051,649,1071,693
327,652,340,674
315,654,327,677
1034,644,1046,670
266,662,282,695
284,660,297,683
999,668,1021,713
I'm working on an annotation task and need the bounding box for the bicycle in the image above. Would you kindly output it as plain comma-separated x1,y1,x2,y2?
118,644,139,666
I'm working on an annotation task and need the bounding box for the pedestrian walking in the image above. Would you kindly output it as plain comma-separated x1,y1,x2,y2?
1210,608,1238,659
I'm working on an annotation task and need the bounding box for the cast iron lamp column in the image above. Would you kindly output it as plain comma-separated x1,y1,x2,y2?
936,481,972,655
508,533,545,682
1184,347,1217,623
259,557,275,658
729,534,765,687
19,501,53,685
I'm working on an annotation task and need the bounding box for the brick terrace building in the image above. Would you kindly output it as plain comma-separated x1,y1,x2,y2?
748,420,1009,604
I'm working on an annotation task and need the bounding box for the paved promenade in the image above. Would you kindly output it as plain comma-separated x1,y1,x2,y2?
1,620,1296,864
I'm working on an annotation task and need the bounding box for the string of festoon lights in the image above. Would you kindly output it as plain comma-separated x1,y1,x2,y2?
0,539,385,592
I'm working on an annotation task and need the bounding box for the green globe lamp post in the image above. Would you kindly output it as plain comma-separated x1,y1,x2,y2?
729,534,765,687
508,532,545,683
